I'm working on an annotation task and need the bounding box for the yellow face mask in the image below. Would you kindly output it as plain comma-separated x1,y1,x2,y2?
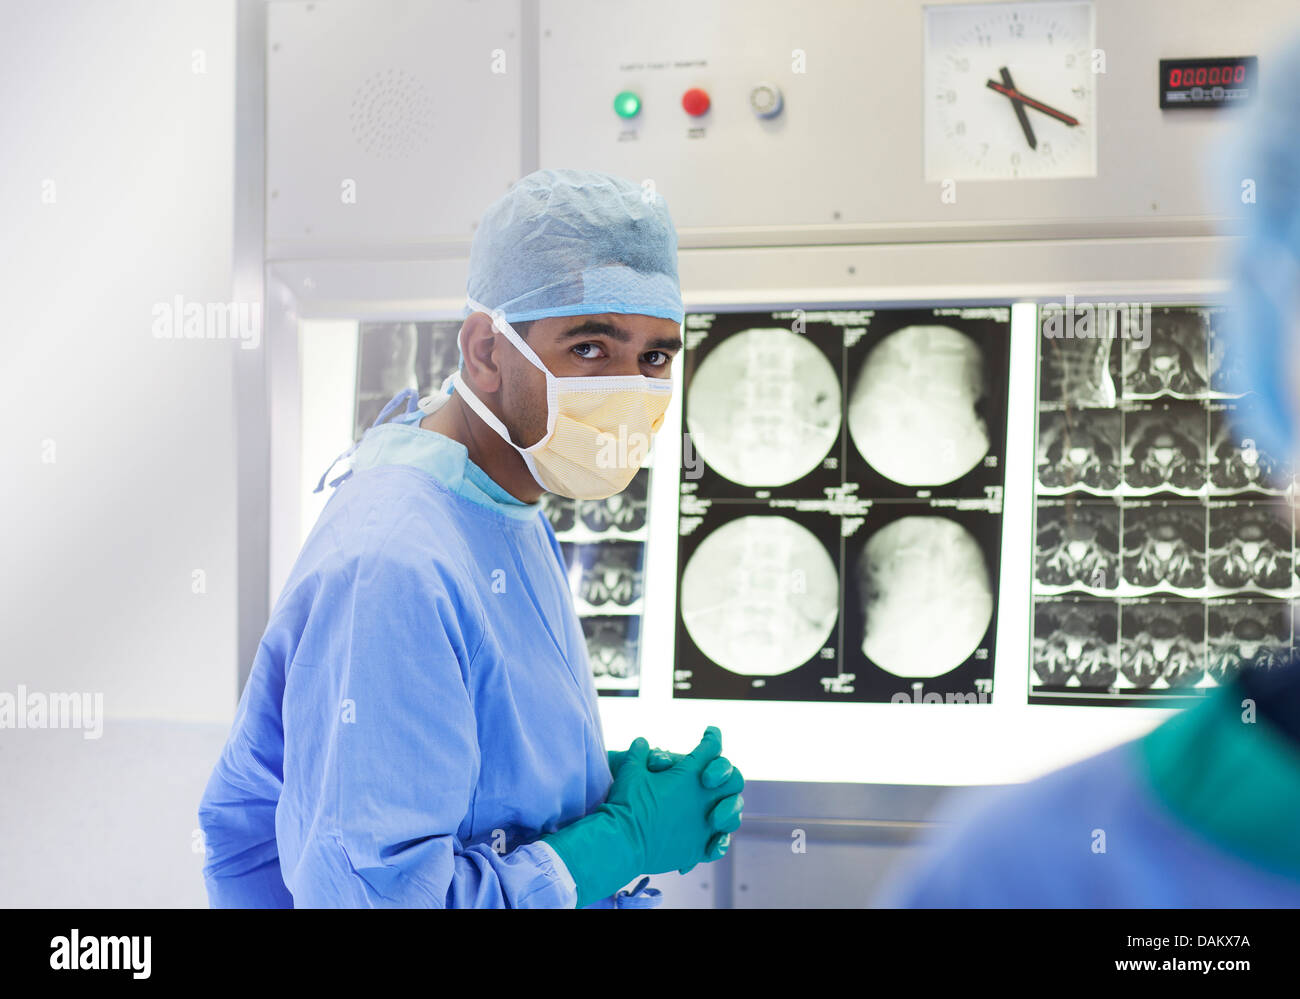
444,299,673,500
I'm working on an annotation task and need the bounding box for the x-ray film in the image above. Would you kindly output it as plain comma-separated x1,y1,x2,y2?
545,468,654,696
676,306,1010,703
1031,304,1300,706
354,319,463,438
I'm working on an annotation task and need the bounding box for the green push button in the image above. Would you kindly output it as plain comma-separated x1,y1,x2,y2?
613,90,641,119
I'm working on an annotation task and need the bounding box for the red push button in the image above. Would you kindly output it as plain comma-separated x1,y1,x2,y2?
681,87,710,116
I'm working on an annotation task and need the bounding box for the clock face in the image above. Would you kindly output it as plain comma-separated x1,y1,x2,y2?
924,1,1097,181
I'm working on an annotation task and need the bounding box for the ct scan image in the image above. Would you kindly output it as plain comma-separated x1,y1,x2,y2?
1119,598,1207,692
1033,597,1119,691
1035,498,1120,591
581,615,642,692
1031,302,1300,707
1122,307,1211,398
1210,401,1292,492
1206,599,1293,682
1207,501,1291,591
1037,409,1123,492
1120,502,1207,591
1122,403,1208,492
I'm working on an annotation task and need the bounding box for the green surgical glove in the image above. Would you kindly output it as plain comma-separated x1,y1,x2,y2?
606,741,744,860
545,727,745,908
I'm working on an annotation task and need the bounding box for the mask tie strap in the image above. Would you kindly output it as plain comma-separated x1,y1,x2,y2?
465,297,560,442
371,387,419,427
313,442,358,494
313,388,418,495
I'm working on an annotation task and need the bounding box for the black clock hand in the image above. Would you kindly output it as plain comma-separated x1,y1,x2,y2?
986,76,1081,127
998,66,1036,150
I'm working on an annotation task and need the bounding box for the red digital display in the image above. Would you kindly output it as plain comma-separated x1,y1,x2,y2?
1168,64,1246,87
1159,56,1257,109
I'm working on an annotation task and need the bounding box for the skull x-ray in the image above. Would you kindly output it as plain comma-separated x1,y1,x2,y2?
676,307,1009,703
1032,303,1300,707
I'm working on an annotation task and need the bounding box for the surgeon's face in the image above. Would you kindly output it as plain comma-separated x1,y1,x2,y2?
500,312,683,448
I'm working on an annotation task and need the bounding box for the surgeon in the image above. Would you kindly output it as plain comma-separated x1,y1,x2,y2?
883,33,1300,908
198,169,744,908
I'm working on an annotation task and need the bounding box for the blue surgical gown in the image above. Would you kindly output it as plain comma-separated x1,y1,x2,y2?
884,676,1300,907
198,394,641,908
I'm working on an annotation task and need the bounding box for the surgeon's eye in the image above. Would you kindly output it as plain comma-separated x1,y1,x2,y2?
642,350,671,368
571,342,607,360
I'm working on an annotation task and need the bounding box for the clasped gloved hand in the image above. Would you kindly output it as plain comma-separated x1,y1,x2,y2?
543,726,744,908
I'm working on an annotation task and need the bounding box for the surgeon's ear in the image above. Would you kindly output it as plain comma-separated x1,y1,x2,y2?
460,311,504,393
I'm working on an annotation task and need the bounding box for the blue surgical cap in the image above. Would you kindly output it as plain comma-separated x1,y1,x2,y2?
465,168,684,326
1221,30,1300,461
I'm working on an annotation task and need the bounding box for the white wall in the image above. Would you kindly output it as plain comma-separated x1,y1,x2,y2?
0,0,239,721
0,0,239,905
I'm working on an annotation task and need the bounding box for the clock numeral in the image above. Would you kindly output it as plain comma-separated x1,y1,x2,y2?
1065,53,1076,68
954,121,966,136
1009,22,1024,38
1073,86,1088,100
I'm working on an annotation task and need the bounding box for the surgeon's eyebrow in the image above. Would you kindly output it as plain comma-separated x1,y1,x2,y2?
558,320,682,353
